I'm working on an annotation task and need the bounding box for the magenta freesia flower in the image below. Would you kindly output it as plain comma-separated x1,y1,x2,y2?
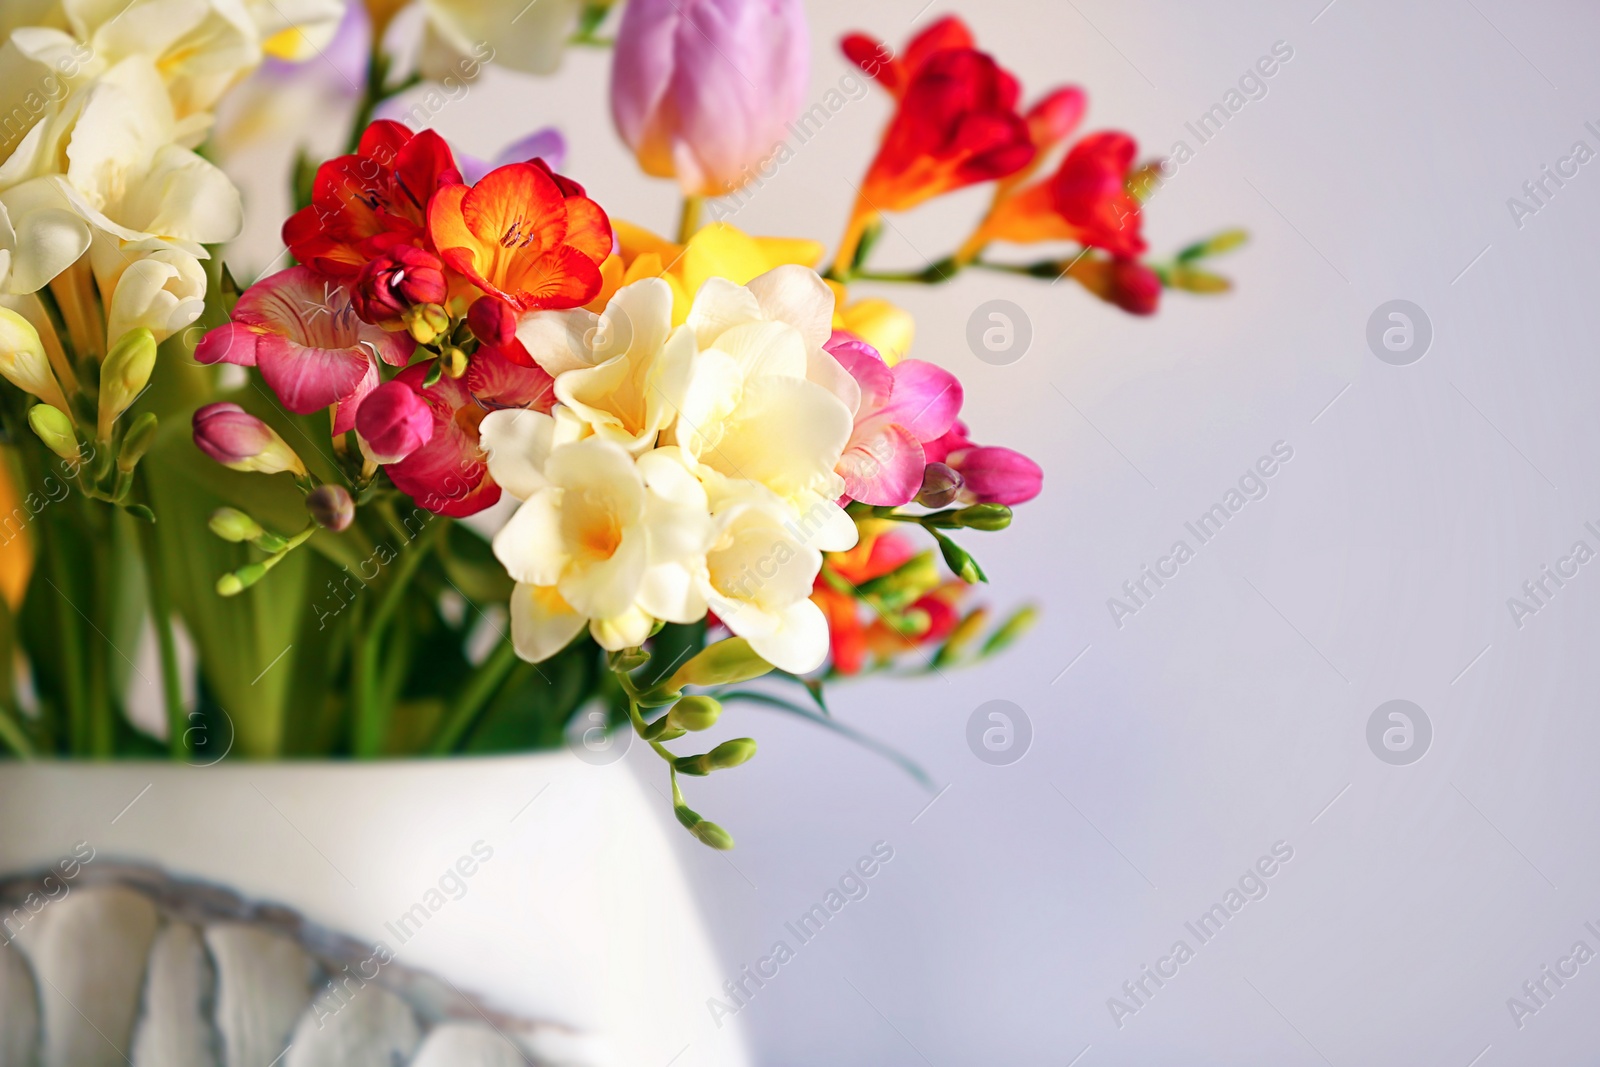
827,334,963,506
195,267,413,434
611,0,810,196
192,403,306,475
356,380,435,464
383,346,557,518
924,421,1043,506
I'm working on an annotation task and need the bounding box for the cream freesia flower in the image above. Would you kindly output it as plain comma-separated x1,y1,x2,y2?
418,0,590,79
0,55,240,299
696,483,833,674
5,0,345,121
671,266,858,552
518,277,696,456
484,431,713,660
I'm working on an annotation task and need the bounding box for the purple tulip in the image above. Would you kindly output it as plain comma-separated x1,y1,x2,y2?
192,403,306,476
611,0,810,197
356,380,434,464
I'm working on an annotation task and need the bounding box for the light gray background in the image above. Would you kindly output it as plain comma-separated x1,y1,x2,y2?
235,1,1600,1063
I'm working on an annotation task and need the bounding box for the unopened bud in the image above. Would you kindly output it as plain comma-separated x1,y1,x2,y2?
708,737,756,769
306,484,355,532
953,504,1012,531
441,346,468,379
27,404,79,461
663,638,774,695
982,604,1039,657
916,462,962,508
404,303,450,345
192,403,307,476
98,328,157,439
668,695,722,732
116,412,158,472
209,507,265,543
0,307,69,412
689,820,734,850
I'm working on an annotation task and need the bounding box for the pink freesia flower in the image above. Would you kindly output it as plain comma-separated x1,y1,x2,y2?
611,0,810,196
383,346,557,517
356,380,434,464
924,420,1043,506
826,333,963,506
195,267,413,434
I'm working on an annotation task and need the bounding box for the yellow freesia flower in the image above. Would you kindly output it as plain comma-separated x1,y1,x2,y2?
590,220,916,363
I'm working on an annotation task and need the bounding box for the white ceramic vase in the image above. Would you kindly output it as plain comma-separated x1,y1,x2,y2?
0,753,748,1067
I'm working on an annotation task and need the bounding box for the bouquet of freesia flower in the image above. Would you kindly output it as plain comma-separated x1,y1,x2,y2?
0,0,1240,847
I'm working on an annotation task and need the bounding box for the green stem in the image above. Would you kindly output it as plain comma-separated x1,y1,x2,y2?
677,195,703,244
134,492,188,759
0,705,32,758
44,521,89,756
87,537,112,758
428,638,520,754
352,520,442,757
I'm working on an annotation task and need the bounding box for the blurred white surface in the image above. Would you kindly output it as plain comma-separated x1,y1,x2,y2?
222,1,1600,1063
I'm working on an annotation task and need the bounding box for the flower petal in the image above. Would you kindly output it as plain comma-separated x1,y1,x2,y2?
509,581,587,663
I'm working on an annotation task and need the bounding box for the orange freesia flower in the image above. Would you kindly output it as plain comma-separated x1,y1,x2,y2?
427,161,613,312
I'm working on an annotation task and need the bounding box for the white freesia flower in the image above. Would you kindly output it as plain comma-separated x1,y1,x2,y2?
696,484,833,674
419,0,588,78
671,267,858,552
100,239,205,342
486,432,713,660
5,0,345,121
0,55,241,295
518,278,695,455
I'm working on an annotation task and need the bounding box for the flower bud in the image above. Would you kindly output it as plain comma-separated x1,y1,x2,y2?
951,503,1014,531
611,0,810,196
0,306,70,412
668,695,722,732
192,402,307,476
982,604,1039,657
949,447,1042,507
689,819,734,850
351,246,448,327
1067,256,1161,316
441,346,469,379
674,736,757,776
404,303,450,345
663,637,774,694
467,296,518,349
355,380,433,464
209,507,266,543
98,328,157,440
306,484,355,532
116,412,159,473
916,462,962,509
27,404,79,461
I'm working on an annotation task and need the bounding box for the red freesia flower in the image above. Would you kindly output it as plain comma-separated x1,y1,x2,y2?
963,131,1148,260
283,120,462,278
837,17,1035,264
426,161,612,313
843,18,1034,209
